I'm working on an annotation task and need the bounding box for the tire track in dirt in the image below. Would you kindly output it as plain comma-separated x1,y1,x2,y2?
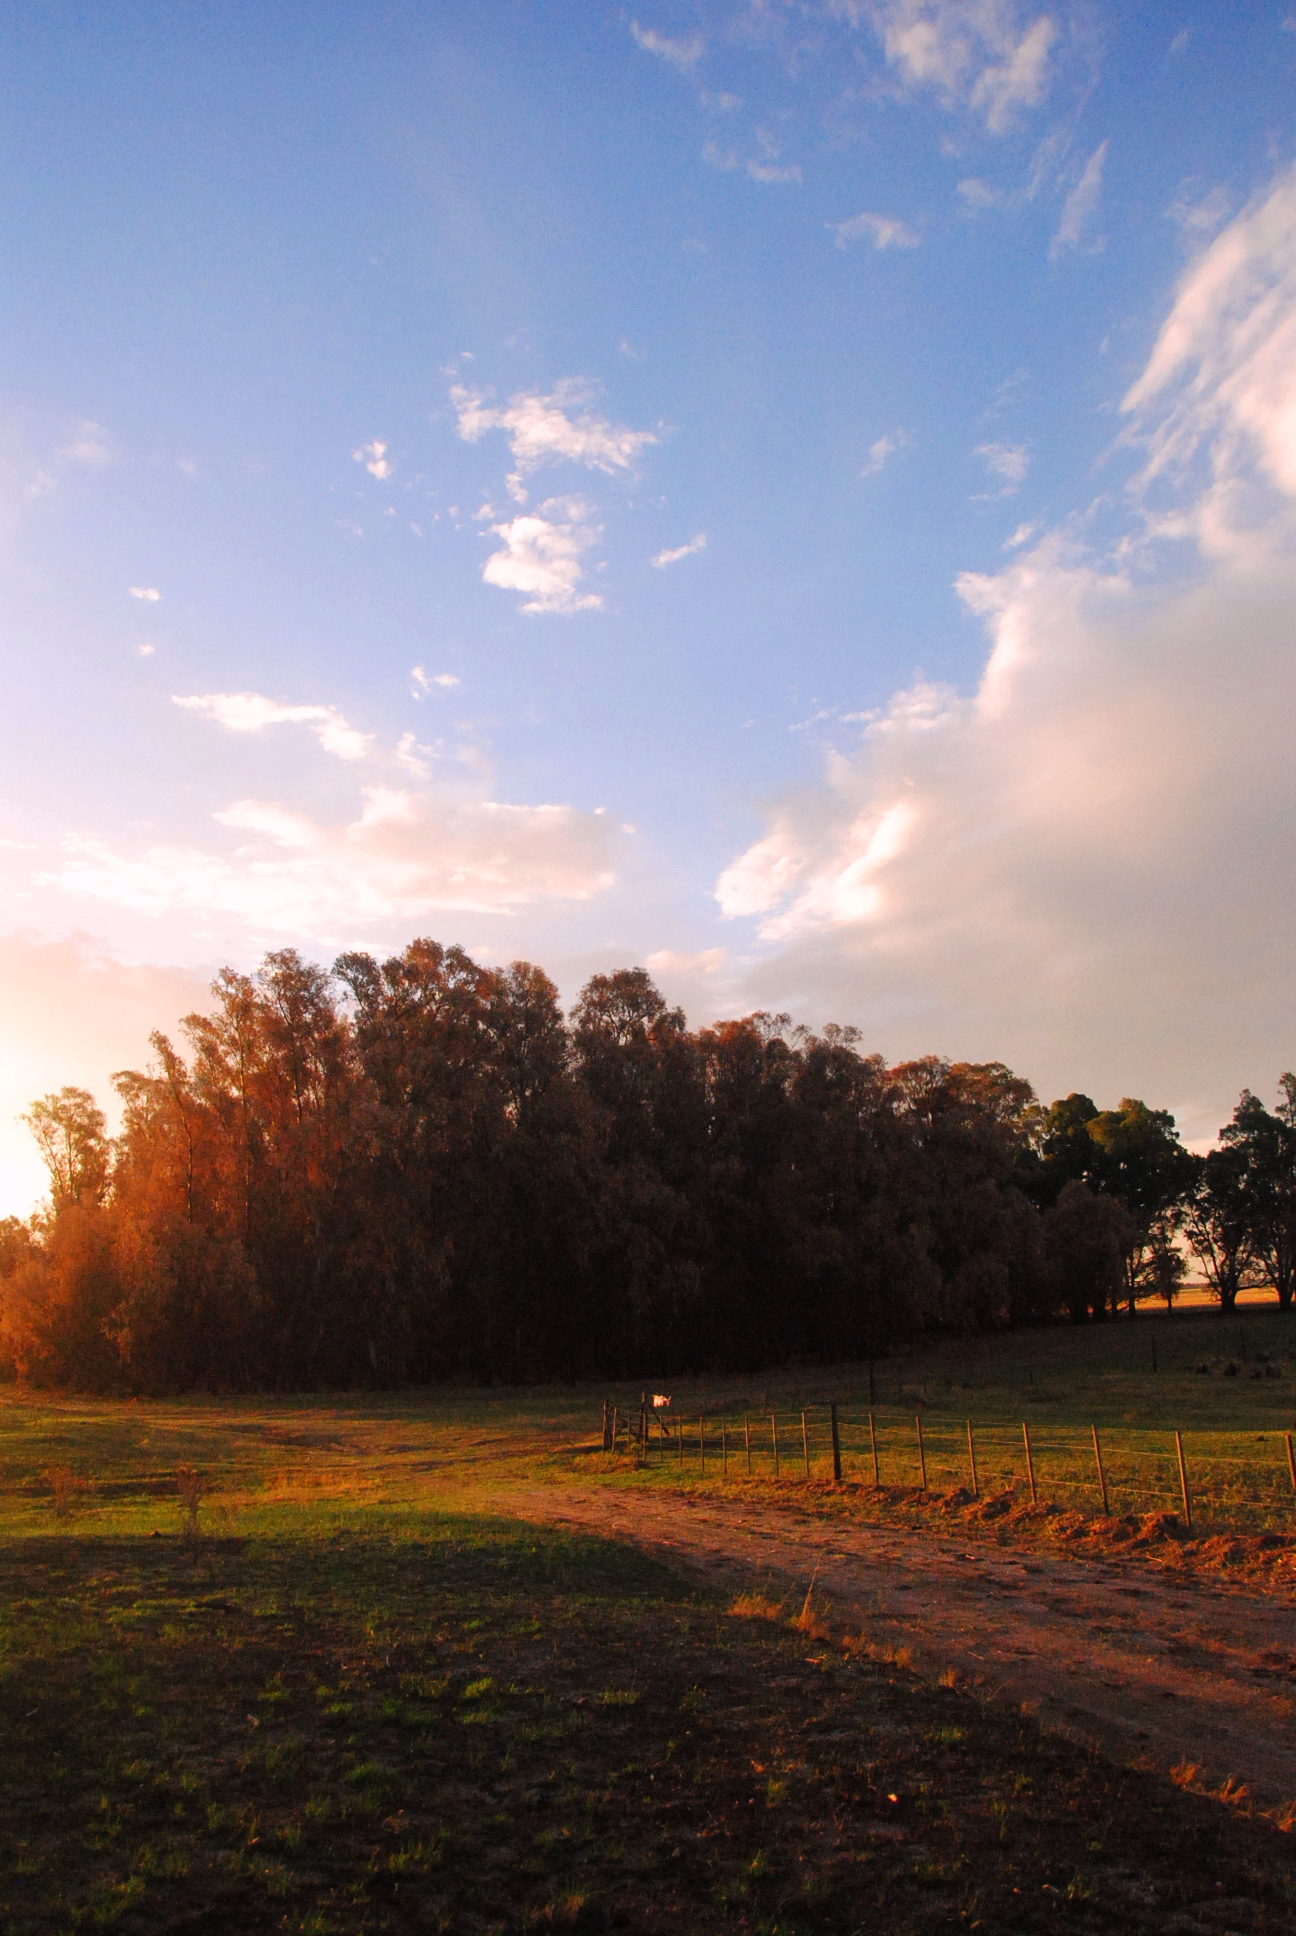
495,1483,1296,1811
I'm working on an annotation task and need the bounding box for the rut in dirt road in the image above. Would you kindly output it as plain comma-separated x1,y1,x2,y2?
496,1482,1296,1812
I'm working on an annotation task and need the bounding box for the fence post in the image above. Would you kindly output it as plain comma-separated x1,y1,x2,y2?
1022,1421,1037,1506
771,1413,780,1479
612,1405,619,1451
1286,1431,1295,1495
1174,1429,1191,1530
602,1399,611,1451
966,1419,979,1498
801,1411,810,1481
1091,1424,1109,1515
745,1415,752,1476
869,1411,880,1488
915,1413,927,1490
830,1402,842,1484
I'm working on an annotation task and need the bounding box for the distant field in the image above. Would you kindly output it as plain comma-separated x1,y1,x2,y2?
3,1330,1296,1934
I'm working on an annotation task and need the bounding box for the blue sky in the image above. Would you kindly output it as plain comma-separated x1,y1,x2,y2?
4,1,1296,1209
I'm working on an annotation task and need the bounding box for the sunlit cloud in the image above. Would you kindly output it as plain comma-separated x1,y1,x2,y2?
651,531,707,568
862,430,911,476
481,498,603,614
452,381,655,502
129,586,160,601
172,692,375,761
713,160,1296,1142
353,438,392,479
630,20,704,69
831,211,921,250
411,666,461,695
50,787,620,933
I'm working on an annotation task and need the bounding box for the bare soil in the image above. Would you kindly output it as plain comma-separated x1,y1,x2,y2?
497,1479,1296,1815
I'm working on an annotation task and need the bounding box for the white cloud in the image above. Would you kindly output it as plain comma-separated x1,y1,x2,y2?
50,787,619,935
957,176,1002,209
129,586,160,601
974,440,1029,492
631,20,704,68
870,1,1058,132
651,531,707,568
711,160,1296,1142
411,666,460,695
645,947,728,976
173,692,374,761
135,643,156,658
1050,139,1108,258
1168,184,1232,244
481,497,603,615
452,381,655,496
703,140,802,186
831,211,922,250
862,430,910,476
1003,520,1038,549
58,420,112,467
353,439,392,479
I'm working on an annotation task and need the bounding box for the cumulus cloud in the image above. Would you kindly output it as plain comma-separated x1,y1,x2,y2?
631,20,704,68
974,440,1029,493
652,531,707,568
50,787,619,935
129,586,160,601
1050,139,1108,258
712,160,1296,1142
870,0,1058,132
452,381,654,501
173,692,374,761
353,439,392,479
482,498,603,614
831,210,922,250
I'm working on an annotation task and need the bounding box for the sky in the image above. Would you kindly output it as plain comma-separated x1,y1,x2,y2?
4,0,1296,1212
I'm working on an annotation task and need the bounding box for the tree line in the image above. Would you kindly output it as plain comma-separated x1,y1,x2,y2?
0,941,1291,1393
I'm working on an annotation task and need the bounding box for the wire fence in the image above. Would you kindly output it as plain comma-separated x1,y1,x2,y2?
600,1399,1296,1534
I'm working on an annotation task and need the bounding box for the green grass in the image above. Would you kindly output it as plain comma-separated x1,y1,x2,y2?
2,1505,1294,1934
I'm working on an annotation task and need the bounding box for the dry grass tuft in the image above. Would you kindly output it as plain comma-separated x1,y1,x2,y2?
728,1591,785,1622
1170,1761,1200,1789
42,1464,88,1521
174,1465,204,1541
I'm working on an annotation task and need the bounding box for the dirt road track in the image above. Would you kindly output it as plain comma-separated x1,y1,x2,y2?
496,1483,1296,1811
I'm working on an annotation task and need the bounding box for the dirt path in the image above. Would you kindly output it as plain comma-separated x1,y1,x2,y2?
494,1481,1296,1811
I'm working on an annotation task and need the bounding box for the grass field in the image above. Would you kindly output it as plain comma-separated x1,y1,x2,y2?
3,1303,1296,1932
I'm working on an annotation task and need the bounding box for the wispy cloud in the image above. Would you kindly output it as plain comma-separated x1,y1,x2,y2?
52,787,620,932
1003,520,1038,549
974,441,1029,494
871,1,1058,133
411,666,461,695
1051,139,1108,258
831,211,921,250
353,438,392,479
630,20,704,69
172,692,374,761
703,139,802,186
58,420,112,467
482,497,603,615
861,430,911,476
453,381,654,506
652,531,707,568
129,586,160,602
1168,183,1232,245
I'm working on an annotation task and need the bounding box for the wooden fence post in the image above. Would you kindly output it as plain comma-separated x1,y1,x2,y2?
869,1411,880,1488
1091,1424,1109,1515
830,1402,842,1484
1286,1431,1295,1495
602,1399,611,1451
1175,1429,1191,1530
1022,1421,1037,1506
966,1420,979,1498
771,1413,780,1479
915,1413,927,1491
801,1411,810,1482
745,1415,752,1476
